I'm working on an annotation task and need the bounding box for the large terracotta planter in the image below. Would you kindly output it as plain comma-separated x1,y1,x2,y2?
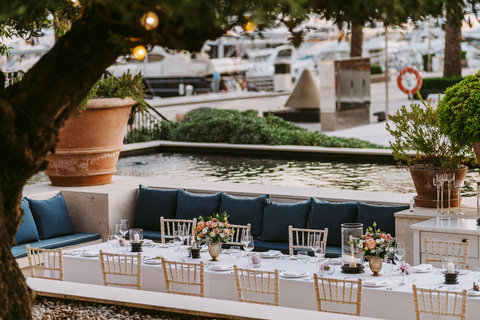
410,166,468,208
46,98,136,186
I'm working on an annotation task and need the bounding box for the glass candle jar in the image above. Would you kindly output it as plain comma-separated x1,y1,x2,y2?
341,223,364,266
129,228,143,243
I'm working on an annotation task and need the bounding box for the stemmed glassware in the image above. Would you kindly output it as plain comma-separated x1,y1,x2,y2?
394,242,405,265
446,173,455,215
114,224,123,241
434,173,447,216
241,230,254,264
455,180,464,216
433,175,441,214
309,234,325,261
119,219,129,240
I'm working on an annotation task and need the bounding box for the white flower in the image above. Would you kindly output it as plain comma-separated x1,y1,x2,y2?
219,222,224,228
358,243,363,248
209,232,215,237
202,227,208,234
389,247,394,253
220,232,225,238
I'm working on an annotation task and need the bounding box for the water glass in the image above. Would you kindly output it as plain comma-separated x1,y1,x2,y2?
297,250,309,264
230,246,241,259
107,235,117,247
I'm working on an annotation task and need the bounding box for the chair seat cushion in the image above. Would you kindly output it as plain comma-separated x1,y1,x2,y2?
357,202,408,236
253,240,289,254
133,185,181,231
27,193,75,239
325,246,342,258
176,190,221,220
260,200,310,242
220,193,269,237
308,199,358,247
11,232,101,258
15,198,40,245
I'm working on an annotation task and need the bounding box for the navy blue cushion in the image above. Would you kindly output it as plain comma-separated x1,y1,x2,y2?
143,229,162,241
260,200,310,242
357,202,409,237
220,193,269,237
15,198,40,244
325,246,342,258
176,190,221,220
253,239,289,254
27,193,75,239
308,199,358,247
133,185,181,231
11,232,101,258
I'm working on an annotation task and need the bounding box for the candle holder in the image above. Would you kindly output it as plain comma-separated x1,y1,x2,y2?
131,241,143,252
443,271,459,284
341,263,365,274
129,228,143,252
341,223,363,267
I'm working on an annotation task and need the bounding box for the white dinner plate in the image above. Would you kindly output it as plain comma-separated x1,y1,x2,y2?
143,259,163,265
208,265,233,272
363,280,391,287
468,289,480,297
280,271,310,278
82,250,99,257
157,243,174,248
63,250,80,256
412,267,434,273
260,252,282,259
142,239,154,246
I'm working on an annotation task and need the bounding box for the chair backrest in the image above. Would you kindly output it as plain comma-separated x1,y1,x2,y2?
313,275,362,316
226,223,251,246
162,259,204,296
233,266,279,306
288,225,328,256
160,217,197,244
26,244,64,281
412,285,467,320
99,251,142,290
424,238,470,269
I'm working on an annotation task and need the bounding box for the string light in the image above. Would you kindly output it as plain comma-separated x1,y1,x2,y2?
243,21,256,33
70,0,80,7
141,11,159,31
132,45,147,60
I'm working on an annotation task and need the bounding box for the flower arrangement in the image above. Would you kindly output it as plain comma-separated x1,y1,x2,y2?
400,262,412,275
251,253,262,265
193,212,233,245
350,222,395,259
474,282,480,292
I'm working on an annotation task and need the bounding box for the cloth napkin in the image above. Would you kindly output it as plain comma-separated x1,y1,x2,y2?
411,264,433,272
260,250,282,257
363,279,390,286
82,250,99,257
209,264,232,271
282,270,308,277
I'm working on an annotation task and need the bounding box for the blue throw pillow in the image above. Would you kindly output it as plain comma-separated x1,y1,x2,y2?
220,193,269,237
357,202,409,237
27,193,75,239
133,185,180,231
308,199,358,247
260,200,311,242
14,198,40,244
176,190,221,220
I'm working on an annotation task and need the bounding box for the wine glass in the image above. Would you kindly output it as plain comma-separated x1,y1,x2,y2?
114,224,122,241
309,234,325,261
446,172,455,214
455,180,464,216
395,242,405,267
242,234,254,263
119,219,129,239
433,175,440,214
178,225,188,246
173,230,182,249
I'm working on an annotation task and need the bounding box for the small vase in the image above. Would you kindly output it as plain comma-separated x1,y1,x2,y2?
208,242,222,261
368,256,382,276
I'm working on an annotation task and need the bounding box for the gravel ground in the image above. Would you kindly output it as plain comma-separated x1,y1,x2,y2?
33,297,221,320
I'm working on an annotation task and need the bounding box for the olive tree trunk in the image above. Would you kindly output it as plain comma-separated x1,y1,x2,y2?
0,6,119,318
443,1,463,78
350,22,363,57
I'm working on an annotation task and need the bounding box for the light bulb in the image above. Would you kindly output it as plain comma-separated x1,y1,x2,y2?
243,21,256,33
141,12,159,31
132,45,147,60
71,0,80,7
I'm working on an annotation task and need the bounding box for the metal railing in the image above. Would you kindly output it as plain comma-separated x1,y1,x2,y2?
124,102,168,144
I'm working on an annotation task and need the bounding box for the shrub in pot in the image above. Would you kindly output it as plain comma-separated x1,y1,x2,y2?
437,72,480,163
386,99,471,208
46,72,146,186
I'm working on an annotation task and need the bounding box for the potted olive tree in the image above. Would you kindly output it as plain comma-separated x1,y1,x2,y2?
386,100,471,207
437,72,480,163
46,72,146,186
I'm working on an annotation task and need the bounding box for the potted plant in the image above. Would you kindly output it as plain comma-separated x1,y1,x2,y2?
193,212,233,261
386,99,471,208
46,72,146,186
437,72,480,164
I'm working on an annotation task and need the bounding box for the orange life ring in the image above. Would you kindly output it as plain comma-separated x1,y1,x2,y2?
397,67,423,95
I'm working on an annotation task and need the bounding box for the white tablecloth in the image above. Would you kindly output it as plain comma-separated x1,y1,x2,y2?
63,242,480,319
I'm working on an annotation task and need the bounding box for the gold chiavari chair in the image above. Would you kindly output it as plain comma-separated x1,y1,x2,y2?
412,285,467,320
424,238,470,269
313,275,363,316
100,251,142,290
26,245,64,280
160,217,197,244
233,266,279,306
226,223,251,246
288,225,328,256
162,259,204,297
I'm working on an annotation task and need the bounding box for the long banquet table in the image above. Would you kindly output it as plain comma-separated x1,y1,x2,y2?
62,242,480,319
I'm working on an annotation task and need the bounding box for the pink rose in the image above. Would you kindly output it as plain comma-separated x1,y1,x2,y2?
365,238,376,249
214,228,220,234
251,253,262,264
197,221,206,229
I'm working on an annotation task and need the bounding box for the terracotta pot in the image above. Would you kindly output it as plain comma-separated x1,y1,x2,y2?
367,256,382,277
410,166,468,208
46,98,136,186
208,242,222,261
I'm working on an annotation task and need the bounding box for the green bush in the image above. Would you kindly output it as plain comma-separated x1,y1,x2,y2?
370,65,382,75
386,99,470,169
160,107,385,149
421,76,463,91
125,125,161,144
437,72,480,146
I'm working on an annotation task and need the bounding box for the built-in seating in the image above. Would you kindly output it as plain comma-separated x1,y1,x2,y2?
12,193,101,259
132,185,408,257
